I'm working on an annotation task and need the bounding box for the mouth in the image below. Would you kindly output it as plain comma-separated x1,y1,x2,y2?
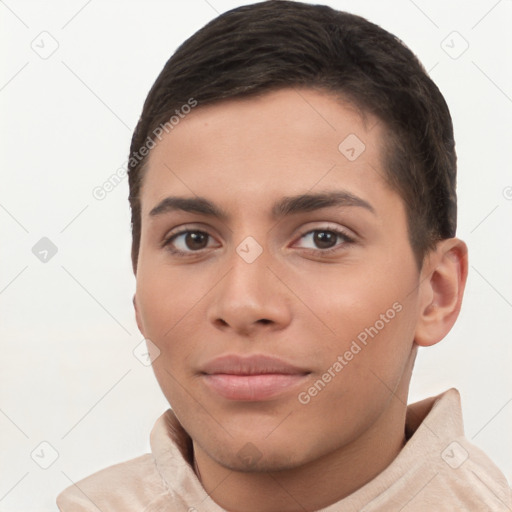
199,354,311,401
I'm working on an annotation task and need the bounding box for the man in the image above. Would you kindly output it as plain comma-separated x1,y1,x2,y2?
57,1,511,510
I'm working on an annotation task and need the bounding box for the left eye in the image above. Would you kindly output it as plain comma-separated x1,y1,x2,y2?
295,228,354,252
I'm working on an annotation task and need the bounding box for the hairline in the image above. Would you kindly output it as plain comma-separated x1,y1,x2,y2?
130,86,428,273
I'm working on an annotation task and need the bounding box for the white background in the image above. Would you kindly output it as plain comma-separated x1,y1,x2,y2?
1,0,511,510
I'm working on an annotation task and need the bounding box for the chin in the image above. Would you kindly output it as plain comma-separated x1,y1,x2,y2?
209,441,307,473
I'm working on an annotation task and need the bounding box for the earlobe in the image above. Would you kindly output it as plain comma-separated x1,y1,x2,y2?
414,238,468,347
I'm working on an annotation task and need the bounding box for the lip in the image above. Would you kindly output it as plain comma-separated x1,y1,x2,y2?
199,354,310,401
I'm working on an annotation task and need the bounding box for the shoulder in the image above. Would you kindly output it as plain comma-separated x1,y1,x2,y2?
430,437,512,510
56,453,169,511
399,435,512,511
415,389,512,510
371,389,512,511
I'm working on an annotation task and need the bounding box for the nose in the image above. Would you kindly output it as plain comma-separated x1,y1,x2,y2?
206,244,292,337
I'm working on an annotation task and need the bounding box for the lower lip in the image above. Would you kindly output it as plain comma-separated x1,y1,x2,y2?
202,373,308,401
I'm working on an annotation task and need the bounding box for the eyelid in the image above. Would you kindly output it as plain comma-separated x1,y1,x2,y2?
161,223,220,246
291,224,356,252
292,221,356,242
162,222,357,256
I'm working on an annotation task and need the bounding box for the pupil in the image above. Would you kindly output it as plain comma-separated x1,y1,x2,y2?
315,231,335,249
187,232,207,249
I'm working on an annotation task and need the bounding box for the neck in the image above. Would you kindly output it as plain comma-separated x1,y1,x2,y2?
190,348,418,511
193,396,408,512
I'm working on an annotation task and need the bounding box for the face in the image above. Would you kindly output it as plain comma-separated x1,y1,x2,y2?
134,88,424,472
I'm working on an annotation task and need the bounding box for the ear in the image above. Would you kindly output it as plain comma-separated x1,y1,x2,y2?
414,238,468,347
133,294,145,336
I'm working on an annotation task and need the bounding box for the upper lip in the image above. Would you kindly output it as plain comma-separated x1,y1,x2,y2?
200,354,310,376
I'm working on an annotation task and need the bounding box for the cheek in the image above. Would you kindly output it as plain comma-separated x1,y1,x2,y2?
137,270,203,413
294,298,417,448
135,248,220,413
136,267,206,366
308,262,418,388
312,262,413,339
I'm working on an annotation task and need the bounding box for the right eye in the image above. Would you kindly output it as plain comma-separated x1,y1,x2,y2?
163,229,220,257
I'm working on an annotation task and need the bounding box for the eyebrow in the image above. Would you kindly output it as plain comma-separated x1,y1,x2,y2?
149,191,375,221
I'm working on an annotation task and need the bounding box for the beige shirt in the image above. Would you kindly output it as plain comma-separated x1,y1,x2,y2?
56,388,512,511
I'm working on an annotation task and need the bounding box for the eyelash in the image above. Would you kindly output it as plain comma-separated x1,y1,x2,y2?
162,226,355,258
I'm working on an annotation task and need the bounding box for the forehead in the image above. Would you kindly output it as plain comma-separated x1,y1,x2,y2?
140,87,394,218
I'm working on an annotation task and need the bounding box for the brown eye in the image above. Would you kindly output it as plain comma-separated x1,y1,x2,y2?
295,228,354,253
313,231,338,249
163,230,217,256
182,231,209,250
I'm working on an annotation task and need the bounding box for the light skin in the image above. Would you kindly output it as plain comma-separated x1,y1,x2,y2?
133,88,468,511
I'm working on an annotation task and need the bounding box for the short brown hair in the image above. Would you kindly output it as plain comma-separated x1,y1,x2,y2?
128,0,457,273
